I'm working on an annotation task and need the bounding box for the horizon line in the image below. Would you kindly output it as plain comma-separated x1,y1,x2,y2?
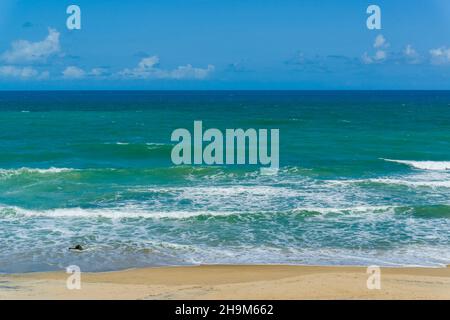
1,89,450,92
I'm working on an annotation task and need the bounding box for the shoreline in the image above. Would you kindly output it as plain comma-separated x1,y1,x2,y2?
1,264,449,300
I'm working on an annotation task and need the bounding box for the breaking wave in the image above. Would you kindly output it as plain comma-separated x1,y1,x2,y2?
383,159,450,171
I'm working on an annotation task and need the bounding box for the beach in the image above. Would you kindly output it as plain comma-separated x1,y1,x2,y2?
1,265,449,300
1,91,450,301
1,0,450,304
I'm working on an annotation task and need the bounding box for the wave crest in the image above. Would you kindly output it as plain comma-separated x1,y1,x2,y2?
383,159,450,171
0,167,76,177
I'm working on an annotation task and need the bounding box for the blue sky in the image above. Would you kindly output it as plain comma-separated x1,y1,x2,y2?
0,0,449,89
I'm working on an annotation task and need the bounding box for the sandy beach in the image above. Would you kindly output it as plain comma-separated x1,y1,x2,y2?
1,265,449,300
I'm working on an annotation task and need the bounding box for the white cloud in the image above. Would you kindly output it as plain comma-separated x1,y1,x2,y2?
374,50,386,60
362,50,386,64
404,44,416,57
90,68,108,76
138,56,160,69
0,65,49,79
170,64,215,79
374,35,388,49
119,56,215,80
362,34,389,64
361,52,373,64
62,66,85,79
63,67,109,79
2,28,60,64
429,47,450,65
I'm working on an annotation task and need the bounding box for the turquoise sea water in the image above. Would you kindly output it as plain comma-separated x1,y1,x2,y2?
0,91,449,272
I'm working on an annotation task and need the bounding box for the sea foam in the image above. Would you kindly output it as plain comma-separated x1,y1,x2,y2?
0,167,76,177
383,159,450,171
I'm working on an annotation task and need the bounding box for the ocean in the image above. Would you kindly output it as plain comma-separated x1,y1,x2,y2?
0,91,449,273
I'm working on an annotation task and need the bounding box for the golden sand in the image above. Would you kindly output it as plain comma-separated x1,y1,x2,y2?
1,265,449,300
